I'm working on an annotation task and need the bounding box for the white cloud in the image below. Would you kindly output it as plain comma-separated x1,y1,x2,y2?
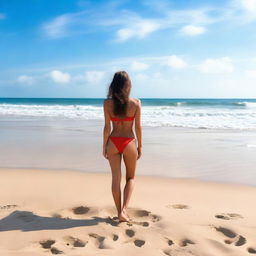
117,28,134,42
198,57,234,73
43,14,72,39
239,0,256,13
114,8,216,42
231,0,256,22
130,61,149,71
111,66,126,72
40,0,256,42
50,70,71,83
42,6,212,41
165,55,187,69
152,72,162,79
17,75,34,85
116,20,160,42
180,25,206,36
84,71,105,83
245,69,256,78
135,73,149,81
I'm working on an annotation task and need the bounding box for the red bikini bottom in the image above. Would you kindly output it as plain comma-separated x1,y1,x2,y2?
109,136,134,153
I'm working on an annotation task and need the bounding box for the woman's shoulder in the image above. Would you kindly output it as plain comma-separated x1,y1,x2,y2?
129,98,141,105
105,98,141,108
131,98,141,110
104,98,113,105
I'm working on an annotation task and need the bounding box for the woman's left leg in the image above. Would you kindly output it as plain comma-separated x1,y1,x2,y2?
106,139,122,216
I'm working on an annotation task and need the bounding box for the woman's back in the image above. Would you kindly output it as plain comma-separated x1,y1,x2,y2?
106,98,139,137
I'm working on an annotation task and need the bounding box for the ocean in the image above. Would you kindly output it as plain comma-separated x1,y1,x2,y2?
0,98,256,130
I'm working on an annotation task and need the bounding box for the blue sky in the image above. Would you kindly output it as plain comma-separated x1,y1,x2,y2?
1,0,256,98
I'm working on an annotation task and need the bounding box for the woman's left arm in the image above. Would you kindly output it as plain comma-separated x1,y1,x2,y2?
103,99,111,159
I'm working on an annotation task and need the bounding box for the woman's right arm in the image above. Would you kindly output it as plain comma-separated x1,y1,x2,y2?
135,99,142,159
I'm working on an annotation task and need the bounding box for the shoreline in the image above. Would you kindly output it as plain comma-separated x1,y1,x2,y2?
1,167,256,189
2,116,256,132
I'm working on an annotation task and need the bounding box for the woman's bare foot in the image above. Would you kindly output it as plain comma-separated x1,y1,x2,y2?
122,208,130,219
118,208,130,222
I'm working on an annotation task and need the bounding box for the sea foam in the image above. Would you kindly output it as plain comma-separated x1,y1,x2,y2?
0,99,256,130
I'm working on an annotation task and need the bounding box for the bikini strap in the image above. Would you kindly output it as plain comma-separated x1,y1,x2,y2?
110,115,134,121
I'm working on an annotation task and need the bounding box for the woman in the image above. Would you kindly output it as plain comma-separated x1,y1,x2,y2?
103,71,142,222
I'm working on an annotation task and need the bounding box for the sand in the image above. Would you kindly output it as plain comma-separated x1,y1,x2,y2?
0,168,256,256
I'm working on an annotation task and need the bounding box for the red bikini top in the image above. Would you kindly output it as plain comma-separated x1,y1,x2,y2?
110,115,135,122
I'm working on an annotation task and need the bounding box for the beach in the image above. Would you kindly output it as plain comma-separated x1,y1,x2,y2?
3,0,256,254
0,98,256,255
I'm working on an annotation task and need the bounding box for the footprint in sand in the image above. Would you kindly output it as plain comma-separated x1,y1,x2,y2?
72,206,90,215
0,204,18,210
166,204,190,209
213,226,237,238
162,239,196,256
162,236,195,255
179,238,196,247
166,238,174,246
50,247,64,254
39,239,56,249
163,249,172,256
234,235,247,246
248,247,256,254
51,213,62,218
224,239,233,244
88,232,109,249
134,239,145,247
125,221,150,227
125,229,135,237
215,213,243,220
64,235,87,247
151,214,162,222
40,233,119,254
127,208,162,226
213,225,248,254
132,209,151,217
214,226,246,246
123,227,145,248
39,239,63,254
112,234,119,241
162,236,175,251
50,205,96,219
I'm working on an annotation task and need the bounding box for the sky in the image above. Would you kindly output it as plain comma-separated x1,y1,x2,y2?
1,0,256,98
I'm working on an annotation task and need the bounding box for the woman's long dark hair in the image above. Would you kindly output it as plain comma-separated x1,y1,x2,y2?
107,71,131,117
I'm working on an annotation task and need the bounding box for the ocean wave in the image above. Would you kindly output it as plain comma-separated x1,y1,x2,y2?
168,101,255,108
237,102,256,108
141,99,256,108
0,104,103,120
0,103,256,130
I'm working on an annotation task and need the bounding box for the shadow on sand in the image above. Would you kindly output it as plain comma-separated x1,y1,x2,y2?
0,210,118,232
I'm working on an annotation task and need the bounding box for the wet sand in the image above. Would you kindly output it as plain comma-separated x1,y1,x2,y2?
0,119,256,186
